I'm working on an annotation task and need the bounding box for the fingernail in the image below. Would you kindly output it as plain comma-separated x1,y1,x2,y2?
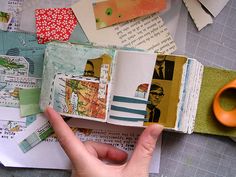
44,106,52,118
150,124,164,139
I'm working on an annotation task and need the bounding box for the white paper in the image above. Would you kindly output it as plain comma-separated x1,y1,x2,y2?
183,0,213,31
108,50,156,126
72,0,177,53
0,107,21,121
0,110,161,173
199,0,229,17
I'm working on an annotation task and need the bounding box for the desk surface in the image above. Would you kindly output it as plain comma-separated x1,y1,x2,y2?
0,1,236,177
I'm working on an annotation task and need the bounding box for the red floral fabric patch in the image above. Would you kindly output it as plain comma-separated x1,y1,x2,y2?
35,8,77,44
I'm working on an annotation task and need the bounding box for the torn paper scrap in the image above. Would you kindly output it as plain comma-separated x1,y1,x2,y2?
72,0,177,53
19,88,42,117
183,0,213,31
198,0,229,17
0,11,12,31
93,0,167,29
35,8,77,44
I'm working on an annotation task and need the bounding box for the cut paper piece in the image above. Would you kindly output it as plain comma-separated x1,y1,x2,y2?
111,105,147,115
93,0,167,29
19,88,42,117
183,0,213,31
35,8,77,44
0,11,12,31
198,0,229,17
113,95,150,104
18,121,54,153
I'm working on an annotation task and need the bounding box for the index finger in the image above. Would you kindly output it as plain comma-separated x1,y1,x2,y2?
44,106,90,167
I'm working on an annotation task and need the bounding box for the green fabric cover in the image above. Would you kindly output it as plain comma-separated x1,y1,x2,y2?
194,67,236,137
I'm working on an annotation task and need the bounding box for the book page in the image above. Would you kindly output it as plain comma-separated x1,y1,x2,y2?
40,42,116,122
19,0,79,33
108,50,156,127
72,0,177,53
144,55,187,128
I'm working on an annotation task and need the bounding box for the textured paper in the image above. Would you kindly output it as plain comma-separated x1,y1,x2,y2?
35,8,77,44
93,0,166,29
183,0,213,31
194,67,236,137
19,88,41,117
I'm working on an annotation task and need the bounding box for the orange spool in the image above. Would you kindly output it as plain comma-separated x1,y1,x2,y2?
213,79,236,127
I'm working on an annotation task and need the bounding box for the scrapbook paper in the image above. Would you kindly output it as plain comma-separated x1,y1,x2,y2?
0,11,12,31
199,0,229,17
183,0,213,31
19,0,79,33
19,88,41,117
0,30,45,78
35,8,77,44
40,42,116,122
108,50,156,127
0,55,41,108
72,0,177,53
93,0,167,29
0,75,41,108
52,74,107,120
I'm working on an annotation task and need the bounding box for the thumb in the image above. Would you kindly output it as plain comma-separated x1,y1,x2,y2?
126,124,163,175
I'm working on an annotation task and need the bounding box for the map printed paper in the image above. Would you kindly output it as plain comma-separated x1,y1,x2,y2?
52,74,107,120
40,42,116,122
0,30,45,78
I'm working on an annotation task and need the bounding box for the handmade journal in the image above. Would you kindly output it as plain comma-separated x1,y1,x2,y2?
40,42,236,137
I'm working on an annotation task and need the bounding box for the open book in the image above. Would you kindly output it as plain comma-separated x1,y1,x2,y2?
40,42,236,136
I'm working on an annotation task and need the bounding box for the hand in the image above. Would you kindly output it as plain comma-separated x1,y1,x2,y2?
45,107,163,177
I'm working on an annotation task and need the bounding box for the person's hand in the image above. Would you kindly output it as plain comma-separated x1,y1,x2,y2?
45,106,163,177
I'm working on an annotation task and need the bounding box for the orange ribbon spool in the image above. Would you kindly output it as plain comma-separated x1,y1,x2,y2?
213,79,236,127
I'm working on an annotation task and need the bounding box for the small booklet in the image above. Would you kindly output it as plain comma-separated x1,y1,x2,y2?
40,42,199,133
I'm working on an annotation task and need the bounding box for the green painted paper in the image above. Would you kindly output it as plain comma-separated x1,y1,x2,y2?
19,88,42,117
194,67,236,137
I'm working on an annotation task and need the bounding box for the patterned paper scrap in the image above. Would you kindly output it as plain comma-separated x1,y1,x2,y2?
93,0,167,29
35,8,77,44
